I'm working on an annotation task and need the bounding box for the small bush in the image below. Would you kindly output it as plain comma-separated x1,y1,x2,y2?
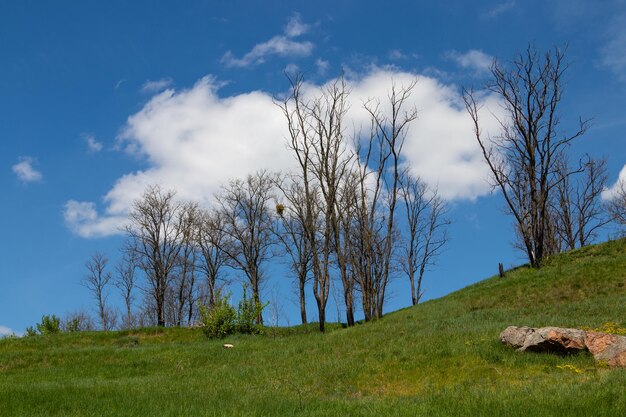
36,315,61,335
200,294,237,339
236,285,267,335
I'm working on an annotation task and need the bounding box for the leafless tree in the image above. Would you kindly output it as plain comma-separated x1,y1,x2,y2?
195,208,229,311
173,202,199,326
399,174,450,305
83,252,113,331
464,46,589,267
554,157,609,250
125,185,185,327
273,174,314,324
607,179,626,225
278,75,351,331
216,171,277,324
350,79,417,319
115,248,138,329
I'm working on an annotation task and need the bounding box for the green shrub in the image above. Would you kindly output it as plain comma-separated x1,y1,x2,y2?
35,315,61,335
200,294,237,339
236,285,267,335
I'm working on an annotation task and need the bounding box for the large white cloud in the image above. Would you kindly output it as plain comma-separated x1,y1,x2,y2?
64,69,503,238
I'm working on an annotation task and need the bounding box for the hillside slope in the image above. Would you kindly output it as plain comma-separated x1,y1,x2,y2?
1,239,625,416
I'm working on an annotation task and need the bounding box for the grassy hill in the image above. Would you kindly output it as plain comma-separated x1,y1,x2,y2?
1,238,625,416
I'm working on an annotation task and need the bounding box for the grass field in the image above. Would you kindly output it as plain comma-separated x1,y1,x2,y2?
1,238,625,416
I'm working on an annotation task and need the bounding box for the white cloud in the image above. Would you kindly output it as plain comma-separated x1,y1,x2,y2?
141,78,173,93
221,15,314,68
388,49,408,60
0,325,14,337
446,49,494,74
482,0,516,19
85,135,103,153
12,156,42,183
601,15,626,82
602,165,626,201
315,58,329,75
64,70,503,237
284,13,310,37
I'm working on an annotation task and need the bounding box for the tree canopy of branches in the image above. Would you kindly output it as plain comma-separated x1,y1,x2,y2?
607,179,626,226
464,46,590,267
216,170,277,324
125,185,186,327
83,252,114,330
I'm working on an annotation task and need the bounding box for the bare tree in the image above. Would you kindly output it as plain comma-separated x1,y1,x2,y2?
125,185,185,327
216,171,276,323
83,252,113,331
195,208,228,310
278,75,351,331
554,157,609,250
273,174,314,324
464,46,589,267
399,174,450,305
115,248,137,329
173,202,199,326
350,80,418,319
607,179,626,225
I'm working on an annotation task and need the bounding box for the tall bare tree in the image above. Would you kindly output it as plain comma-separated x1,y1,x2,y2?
399,174,450,305
216,170,276,323
279,75,351,331
273,174,314,324
83,252,113,331
173,202,199,326
351,80,418,319
115,248,137,329
195,208,228,309
464,46,589,267
125,185,185,327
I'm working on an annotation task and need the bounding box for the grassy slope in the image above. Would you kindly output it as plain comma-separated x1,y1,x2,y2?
1,239,625,416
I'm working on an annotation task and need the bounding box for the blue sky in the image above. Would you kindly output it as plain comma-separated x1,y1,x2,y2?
1,0,626,335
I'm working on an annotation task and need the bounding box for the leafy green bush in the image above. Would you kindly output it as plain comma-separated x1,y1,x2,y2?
36,315,61,335
200,294,237,339
236,285,267,335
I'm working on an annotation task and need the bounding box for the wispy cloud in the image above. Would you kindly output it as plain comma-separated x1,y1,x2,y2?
482,0,516,19
141,78,173,93
12,156,42,183
85,134,103,153
315,58,329,75
221,14,314,68
388,49,408,60
445,49,493,74
600,14,626,82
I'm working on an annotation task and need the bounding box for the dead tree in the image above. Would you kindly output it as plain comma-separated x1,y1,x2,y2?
464,45,589,267
83,252,113,331
195,208,228,309
399,174,449,305
125,185,185,327
115,248,137,329
273,174,314,325
554,157,609,250
173,202,199,326
278,75,351,331
349,79,417,320
216,170,276,324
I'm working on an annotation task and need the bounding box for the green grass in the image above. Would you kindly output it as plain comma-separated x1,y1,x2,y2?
1,238,625,416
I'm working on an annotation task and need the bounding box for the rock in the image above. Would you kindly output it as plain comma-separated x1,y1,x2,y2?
500,326,586,354
584,332,626,367
501,325,626,367
500,326,534,348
